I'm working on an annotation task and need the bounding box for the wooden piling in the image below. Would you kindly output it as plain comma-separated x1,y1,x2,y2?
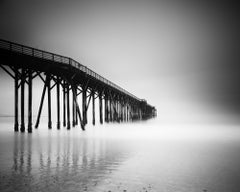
92,90,95,125
118,101,121,122
72,86,75,127
120,101,124,122
99,92,103,124
126,105,129,121
82,87,87,125
56,76,60,129
109,96,112,122
27,69,32,133
72,87,85,130
20,68,25,132
120,103,123,122
35,76,47,128
115,100,118,122
123,104,126,121
113,99,117,122
14,68,19,132
67,83,70,129
63,80,66,127
47,74,52,129
72,89,85,131
116,100,120,122
122,103,124,121
75,91,78,126
104,94,109,123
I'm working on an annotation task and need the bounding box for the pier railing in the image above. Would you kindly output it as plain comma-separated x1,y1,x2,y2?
0,39,140,101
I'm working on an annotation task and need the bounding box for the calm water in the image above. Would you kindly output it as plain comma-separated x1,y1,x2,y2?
1,117,240,192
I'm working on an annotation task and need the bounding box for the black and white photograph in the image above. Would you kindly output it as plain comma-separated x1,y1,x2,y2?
0,0,239,191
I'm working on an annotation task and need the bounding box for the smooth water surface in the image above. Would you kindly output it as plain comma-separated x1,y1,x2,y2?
1,117,240,192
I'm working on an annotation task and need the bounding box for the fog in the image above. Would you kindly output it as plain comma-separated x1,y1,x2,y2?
0,0,239,124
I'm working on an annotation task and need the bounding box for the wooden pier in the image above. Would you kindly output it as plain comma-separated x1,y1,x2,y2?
0,39,156,132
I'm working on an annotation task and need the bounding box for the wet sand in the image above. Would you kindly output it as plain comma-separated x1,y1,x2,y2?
1,118,240,192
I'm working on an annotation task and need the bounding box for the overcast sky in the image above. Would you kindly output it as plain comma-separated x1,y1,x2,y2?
0,0,239,124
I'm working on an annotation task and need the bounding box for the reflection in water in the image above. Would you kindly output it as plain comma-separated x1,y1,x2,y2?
0,125,129,192
1,119,240,192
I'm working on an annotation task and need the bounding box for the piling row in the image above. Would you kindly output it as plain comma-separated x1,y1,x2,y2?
0,38,156,133
10,68,156,132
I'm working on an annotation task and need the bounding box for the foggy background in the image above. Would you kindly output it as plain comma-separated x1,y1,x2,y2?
0,0,239,124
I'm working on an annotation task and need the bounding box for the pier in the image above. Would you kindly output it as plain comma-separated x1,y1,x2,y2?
0,39,156,132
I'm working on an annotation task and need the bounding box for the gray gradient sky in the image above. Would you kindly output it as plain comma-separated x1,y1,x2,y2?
0,0,239,124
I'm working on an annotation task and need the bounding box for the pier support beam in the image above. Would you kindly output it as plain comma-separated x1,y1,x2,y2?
114,100,117,122
63,80,66,127
120,101,124,122
125,104,127,121
82,87,87,126
99,92,103,124
104,95,109,123
118,101,121,122
75,90,78,126
66,83,70,130
72,86,76,127
109,96,112,122
47,74,52,129
20,68,25,132
116,99,120,122
35,76,47,128
14,68,19,131
113,100,117,122
92,90,95,125
122,104,125,122
28,69,32,133
120,103,123,122
71,86,84,130
126,105,129,121
56,76,60,129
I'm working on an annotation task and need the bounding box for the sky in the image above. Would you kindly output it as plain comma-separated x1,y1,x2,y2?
0,0,239,124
